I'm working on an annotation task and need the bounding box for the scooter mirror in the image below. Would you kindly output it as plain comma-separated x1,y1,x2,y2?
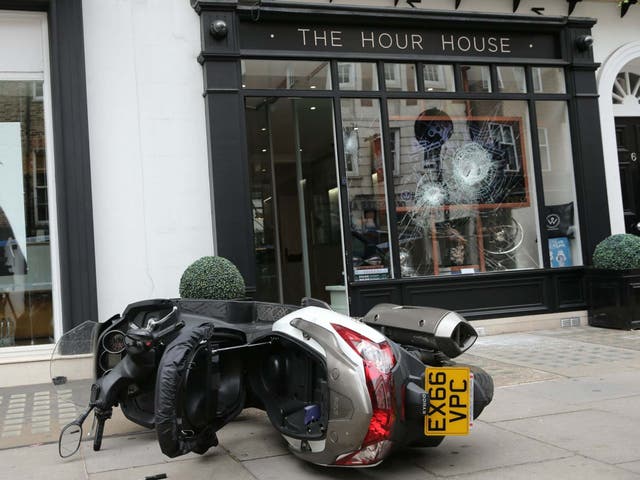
59,421,83,458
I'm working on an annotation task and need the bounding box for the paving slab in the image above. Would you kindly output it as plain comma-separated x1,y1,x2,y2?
82,430,224,474
495,371,640,406
242,450,438,480
411,421,570,477
446,455,640,480
217,409,289,461
618,460,640,475
479,386,587,423
536,327,640,351
469,333,640,377
496,409,640,464
0,442,88,480
454,353,561,387
581,394,640,421
88,452,256,480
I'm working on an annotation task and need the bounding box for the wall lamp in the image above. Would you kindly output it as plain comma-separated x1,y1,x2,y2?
210,20,228,39
575,35,594,52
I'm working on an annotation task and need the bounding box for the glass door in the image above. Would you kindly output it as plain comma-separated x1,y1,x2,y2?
245,97,344,305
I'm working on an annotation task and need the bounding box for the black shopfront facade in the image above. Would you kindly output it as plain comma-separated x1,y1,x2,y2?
192,1,609,321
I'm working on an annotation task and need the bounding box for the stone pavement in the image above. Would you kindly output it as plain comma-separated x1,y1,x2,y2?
1,325,640,479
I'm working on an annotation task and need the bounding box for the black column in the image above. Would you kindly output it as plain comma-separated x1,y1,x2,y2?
48,0,98,330
566,21,611,262
195,2,256,291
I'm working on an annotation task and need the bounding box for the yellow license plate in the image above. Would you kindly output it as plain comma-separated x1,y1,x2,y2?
424,367,473,436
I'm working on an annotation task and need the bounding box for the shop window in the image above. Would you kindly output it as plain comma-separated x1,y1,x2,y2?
387,99,541,277
0,79,54,347
461,65,492,93
241,59,331,90
384,63,417,92
340,98,392,280
423,64,455,92
536,101,582,267
532,67,566,94
337,62,379,91
497,66,527,94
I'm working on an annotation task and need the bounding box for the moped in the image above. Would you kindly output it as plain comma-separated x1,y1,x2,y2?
53,298,493,467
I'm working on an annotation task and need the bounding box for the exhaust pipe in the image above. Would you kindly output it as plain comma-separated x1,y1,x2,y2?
361,304,477,359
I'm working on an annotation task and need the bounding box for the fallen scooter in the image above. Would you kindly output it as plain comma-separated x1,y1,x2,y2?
52,298,493,467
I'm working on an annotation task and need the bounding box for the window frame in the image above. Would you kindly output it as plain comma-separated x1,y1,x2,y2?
238,58,575,282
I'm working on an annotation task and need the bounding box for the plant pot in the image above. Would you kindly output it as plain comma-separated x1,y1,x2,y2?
587,268,640,330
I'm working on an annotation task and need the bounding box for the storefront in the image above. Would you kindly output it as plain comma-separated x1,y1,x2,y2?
193,1,610,319
2,0,639,359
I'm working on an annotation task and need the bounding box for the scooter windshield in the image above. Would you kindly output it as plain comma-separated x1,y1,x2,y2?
50,321,99,408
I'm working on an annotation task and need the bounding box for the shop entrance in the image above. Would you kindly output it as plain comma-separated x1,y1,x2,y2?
245,97,344,304
615,117,640,235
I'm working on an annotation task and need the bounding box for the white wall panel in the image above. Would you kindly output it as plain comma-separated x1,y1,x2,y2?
83,0,213,319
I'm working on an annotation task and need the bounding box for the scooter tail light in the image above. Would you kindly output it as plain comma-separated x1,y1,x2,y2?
331,324,396,466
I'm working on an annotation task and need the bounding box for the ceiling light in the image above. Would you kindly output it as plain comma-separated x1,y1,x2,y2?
261,148,267,153
310,106,317,110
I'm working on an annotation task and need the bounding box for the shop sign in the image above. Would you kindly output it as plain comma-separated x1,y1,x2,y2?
239,23,560,59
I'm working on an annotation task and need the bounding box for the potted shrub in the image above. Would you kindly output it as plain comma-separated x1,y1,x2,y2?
179,256,246,300
588,234,640,329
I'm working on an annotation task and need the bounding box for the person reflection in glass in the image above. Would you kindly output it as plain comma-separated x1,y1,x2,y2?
0,206,26,277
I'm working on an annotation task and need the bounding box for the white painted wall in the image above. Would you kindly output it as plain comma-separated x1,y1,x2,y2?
82,0,214,320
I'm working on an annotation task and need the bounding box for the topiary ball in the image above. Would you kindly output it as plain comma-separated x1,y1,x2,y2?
592,234,640,270
179,256,245,299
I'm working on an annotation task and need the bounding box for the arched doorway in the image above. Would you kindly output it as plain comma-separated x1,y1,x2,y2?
614,60,640,234
598,43,640,235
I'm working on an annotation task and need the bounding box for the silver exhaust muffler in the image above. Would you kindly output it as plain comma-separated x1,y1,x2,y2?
361,304,477,358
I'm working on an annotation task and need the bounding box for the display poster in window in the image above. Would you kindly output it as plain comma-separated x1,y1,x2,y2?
549,237,572,268
0,122,27,276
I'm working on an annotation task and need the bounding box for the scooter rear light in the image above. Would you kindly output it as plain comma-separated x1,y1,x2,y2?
331,324,396,466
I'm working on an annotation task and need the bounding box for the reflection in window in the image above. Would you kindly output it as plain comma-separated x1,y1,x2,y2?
241,60,331,90
461,65,491,93
384,63,417,92
340,99,392,280
536,101,582,267
387,99,541,277
497,66,527,93
337,62,379,91
423,64,456,92
0,80,53,347
532,67,566,94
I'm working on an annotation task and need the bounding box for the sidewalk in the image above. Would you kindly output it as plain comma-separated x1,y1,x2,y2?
2,325,640,479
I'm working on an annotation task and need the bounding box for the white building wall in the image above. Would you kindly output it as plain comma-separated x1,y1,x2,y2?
82,0,213,319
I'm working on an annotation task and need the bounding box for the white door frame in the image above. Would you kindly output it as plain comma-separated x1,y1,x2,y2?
598,41,640,234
